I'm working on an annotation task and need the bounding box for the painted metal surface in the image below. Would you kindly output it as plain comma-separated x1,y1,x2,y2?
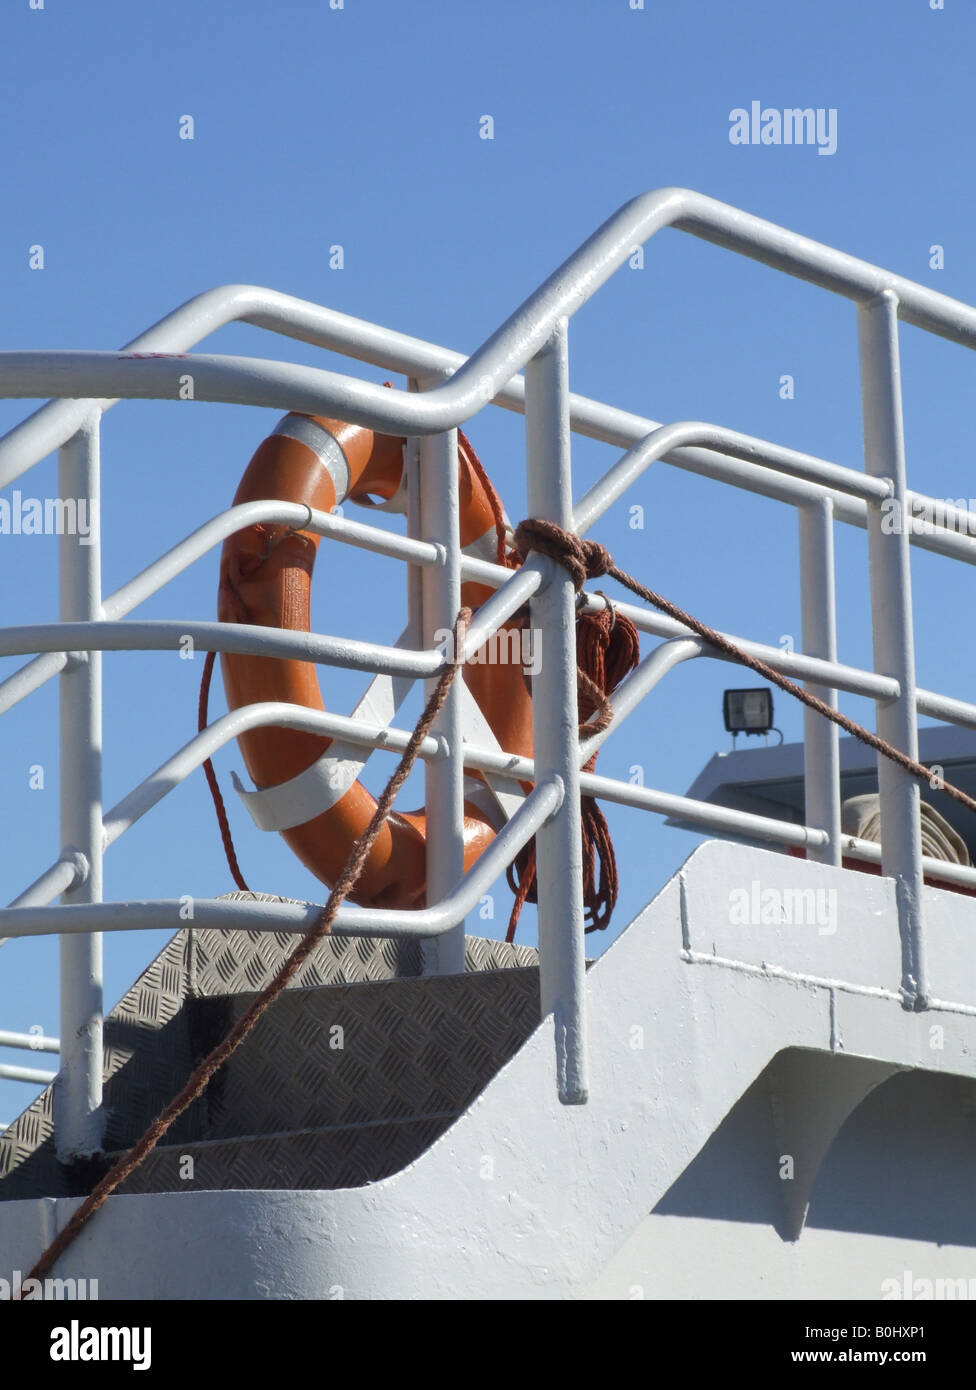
55,418,104,1162
525,322,588,1104
8,189,976,443
418,415,467,976
2,186,976,1151
0,1031,60,1054
0,925,540,1202
858,293,926,1008
0,1064,57,1086
799,499,841,868
682,724,976,872
5,842,976,1297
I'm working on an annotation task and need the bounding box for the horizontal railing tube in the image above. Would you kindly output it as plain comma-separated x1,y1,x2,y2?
0,1063,57,1085
0,1029,61,1054
0,778,565,942
0,620,442,677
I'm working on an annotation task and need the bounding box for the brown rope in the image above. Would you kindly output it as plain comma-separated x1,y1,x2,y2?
459,428,518,569
19,607,473,1291
198,648,251,893
505,537,641,939
513,518,976,820
576,603,641,929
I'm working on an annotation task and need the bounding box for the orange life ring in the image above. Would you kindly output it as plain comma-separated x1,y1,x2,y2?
217,413,533,909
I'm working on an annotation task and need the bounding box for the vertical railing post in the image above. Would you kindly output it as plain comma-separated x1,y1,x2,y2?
404,380,424,650
798,497,841,866
418,381,466,976
857,290,926,1009
55,412,105,1161
526,318,588,1104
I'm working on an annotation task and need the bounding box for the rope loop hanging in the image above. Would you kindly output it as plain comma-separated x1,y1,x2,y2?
506,518,641,938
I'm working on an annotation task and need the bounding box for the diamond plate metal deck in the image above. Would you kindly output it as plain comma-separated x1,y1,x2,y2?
116,1119,459,1195
0,903,540,1200
117,965,541,1194
202,969,541,1139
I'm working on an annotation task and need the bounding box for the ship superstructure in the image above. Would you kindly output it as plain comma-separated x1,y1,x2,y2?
3,190,976,1298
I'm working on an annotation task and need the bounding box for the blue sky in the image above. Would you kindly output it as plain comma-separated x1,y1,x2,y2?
1,0,973,1123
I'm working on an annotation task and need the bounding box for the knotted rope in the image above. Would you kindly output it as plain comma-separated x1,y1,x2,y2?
505,520,640,939
512,518,976,821
515,518,615,592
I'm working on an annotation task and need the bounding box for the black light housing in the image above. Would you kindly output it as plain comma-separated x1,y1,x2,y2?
723,687,774,736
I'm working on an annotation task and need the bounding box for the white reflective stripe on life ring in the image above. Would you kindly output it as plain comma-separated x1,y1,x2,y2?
457,681,525,825
233,628,414,832
272,414,352,505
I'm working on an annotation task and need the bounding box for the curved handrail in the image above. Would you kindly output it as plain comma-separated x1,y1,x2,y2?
11,185,976,1123
2,778,566,941
5,188,976,483
572,419,890,535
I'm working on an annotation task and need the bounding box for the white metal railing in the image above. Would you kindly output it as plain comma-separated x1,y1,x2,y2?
0,1029,60,1088
2,188,976,1160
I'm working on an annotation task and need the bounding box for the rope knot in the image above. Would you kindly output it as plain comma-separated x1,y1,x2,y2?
505,519,640,943
580,538,612,581
514,518,611,591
